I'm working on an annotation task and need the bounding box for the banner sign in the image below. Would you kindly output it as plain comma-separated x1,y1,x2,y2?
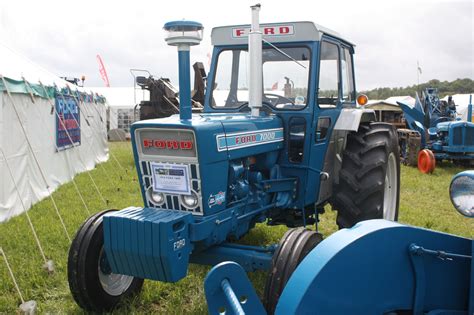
56,95,81,150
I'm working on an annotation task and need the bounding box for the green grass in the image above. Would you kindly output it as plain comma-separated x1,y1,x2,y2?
0,143,472,313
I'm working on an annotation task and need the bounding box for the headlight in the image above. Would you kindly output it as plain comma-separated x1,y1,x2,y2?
181,192,198,208
150,191,165,205
450,170,474,217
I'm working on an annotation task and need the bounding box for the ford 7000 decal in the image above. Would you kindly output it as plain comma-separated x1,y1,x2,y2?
216,128,284,152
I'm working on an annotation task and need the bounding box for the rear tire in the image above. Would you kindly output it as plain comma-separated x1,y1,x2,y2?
263,228,323,314
68,210,144,312
331,122,400,229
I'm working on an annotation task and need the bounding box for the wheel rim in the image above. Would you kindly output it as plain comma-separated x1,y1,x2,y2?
98,248,134,296
383,153,397,220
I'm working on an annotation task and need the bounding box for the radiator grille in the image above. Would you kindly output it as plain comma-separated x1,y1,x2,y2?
140,160,203,215
452,126,463,146
465,126,474,146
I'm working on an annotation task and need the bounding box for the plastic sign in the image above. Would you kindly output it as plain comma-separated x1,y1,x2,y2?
232,25,294,38
151,162,191,195
56,95,80,150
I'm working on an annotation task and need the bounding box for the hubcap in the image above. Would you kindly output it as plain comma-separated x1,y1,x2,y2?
383,153,398,220
98,248,134,296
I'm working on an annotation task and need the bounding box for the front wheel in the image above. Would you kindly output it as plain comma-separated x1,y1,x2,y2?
68,210,144,312
263,228,323,314
331,122,400,228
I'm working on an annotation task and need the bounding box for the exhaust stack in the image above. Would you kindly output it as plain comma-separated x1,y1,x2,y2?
249,4,262,117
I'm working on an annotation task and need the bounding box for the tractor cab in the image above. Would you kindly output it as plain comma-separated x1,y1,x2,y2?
198,22,363,215
206,21,357,113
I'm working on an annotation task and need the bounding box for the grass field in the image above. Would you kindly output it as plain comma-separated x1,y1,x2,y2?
0,142,472,314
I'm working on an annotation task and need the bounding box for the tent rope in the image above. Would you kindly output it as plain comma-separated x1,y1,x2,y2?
1,149,48,265
0,247,25,304
82,94,127,172
22,78,91,216
67,91,126,181
66,87,127,174
55,89,117,187
1,75,71,242
39,82,108,207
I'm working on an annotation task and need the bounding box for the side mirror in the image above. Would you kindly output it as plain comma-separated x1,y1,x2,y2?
449,170,474,217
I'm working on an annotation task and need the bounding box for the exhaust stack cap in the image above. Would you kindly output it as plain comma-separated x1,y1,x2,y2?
163,20,203,120
164,21,204,49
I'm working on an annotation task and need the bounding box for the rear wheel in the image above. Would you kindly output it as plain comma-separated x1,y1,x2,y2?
331,122,400,228
263,228,323,314
68,210,144,312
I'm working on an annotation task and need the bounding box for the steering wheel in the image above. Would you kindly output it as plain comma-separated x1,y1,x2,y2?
263,93,294,106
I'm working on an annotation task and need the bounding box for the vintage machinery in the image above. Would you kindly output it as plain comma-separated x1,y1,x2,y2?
398,88,474,171
68,5,400,312
204,170,474,315
131,62,206,121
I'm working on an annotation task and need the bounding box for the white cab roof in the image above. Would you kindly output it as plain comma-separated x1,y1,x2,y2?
211,21,354,46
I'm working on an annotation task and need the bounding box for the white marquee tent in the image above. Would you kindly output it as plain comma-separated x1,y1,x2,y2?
0,42,109,222
441,94,473,121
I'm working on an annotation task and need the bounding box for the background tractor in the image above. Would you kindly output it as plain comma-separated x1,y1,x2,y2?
398,88,474,172
68,5,400,312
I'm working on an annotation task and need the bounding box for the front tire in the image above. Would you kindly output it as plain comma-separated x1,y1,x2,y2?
68,210,144,312
331,122,400,228
263,228,323,314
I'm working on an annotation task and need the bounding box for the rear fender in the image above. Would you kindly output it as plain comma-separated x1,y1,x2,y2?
333,108,375,131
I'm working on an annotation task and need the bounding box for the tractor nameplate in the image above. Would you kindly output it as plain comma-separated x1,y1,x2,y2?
232,25,294,38
216,128,284,152
138,129,197,158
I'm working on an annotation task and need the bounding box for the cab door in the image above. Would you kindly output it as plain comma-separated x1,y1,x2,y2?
306,38,356,205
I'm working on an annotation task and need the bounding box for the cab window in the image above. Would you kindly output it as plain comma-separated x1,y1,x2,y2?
318,41,339,108
341,47,355,102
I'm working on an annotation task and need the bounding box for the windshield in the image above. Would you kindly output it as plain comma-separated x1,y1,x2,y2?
211,46,310,110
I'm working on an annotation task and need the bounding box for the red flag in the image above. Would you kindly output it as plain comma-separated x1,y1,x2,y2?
96,54,110,87
271,81,278,90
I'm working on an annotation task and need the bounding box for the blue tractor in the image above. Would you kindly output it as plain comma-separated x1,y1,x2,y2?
398,88,474,171
67,5,400,312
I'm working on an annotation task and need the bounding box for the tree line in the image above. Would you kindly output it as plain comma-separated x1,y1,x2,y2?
361,78,474,100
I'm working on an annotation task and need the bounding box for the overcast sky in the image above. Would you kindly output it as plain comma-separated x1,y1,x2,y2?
0,0,472,91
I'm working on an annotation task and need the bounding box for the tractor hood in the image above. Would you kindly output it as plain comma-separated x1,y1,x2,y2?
130,113,284,215
436,120,474,133
131,113,284,162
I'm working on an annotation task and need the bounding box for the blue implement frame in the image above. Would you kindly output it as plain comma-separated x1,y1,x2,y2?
204,219,473,315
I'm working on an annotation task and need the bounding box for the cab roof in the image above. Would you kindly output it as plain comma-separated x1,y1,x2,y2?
211,21,355,47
